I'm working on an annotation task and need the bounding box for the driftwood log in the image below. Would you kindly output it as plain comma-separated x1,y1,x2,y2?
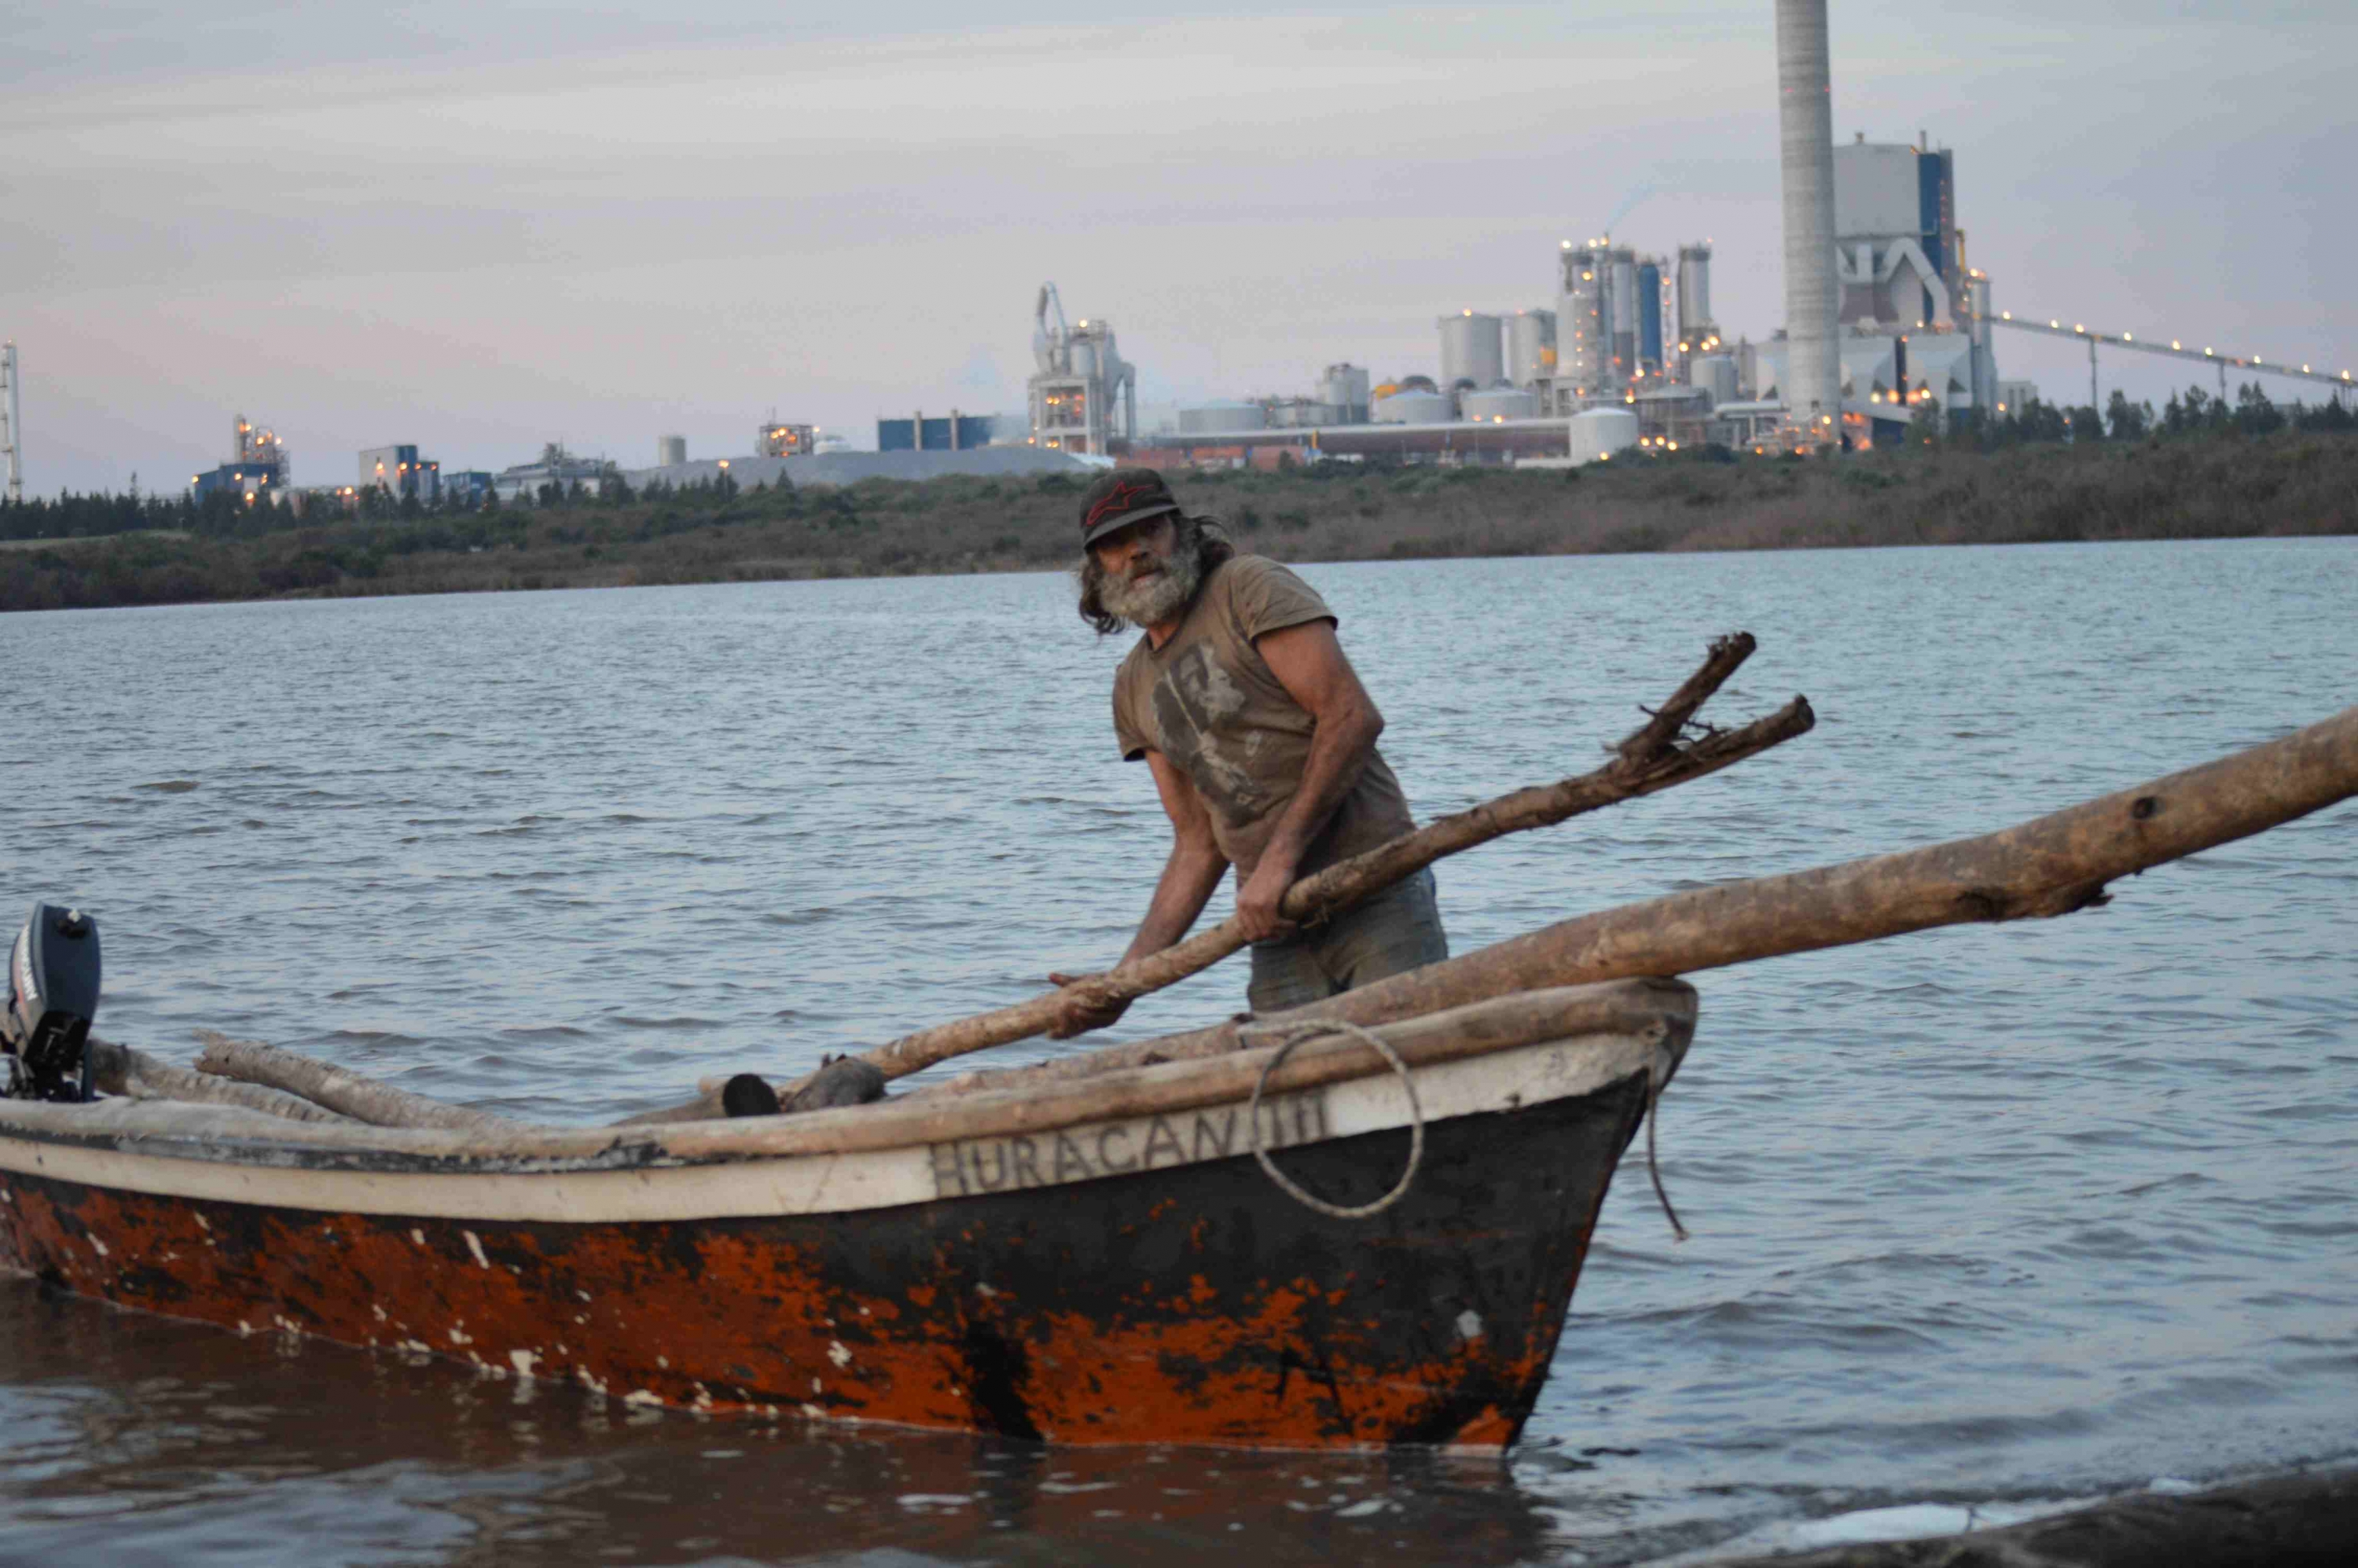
858,634,1807,1080
927,701,2358,1096
86,1037,358,1124
192,1031,523,1134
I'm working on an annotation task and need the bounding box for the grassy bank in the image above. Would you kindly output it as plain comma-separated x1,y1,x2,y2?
5,429,2354,614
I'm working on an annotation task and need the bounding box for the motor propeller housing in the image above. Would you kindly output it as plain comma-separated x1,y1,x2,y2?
3,901,101,1103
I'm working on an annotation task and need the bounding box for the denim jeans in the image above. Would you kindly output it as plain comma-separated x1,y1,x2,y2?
1247,868,1449,1015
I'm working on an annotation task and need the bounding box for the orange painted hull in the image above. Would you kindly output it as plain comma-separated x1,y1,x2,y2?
0,1074,1651,1449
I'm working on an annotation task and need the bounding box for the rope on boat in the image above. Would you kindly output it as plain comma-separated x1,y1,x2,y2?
1644,1048,1689,1242
1240,1019,1424,1220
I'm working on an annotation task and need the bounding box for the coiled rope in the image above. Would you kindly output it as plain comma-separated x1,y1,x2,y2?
1240,1018,1424,1220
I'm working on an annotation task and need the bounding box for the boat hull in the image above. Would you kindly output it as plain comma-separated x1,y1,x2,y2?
0,982,1695,1449
0,1074,1648,1449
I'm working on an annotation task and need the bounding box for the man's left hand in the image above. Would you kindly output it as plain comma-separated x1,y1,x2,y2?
1234,854,1299,944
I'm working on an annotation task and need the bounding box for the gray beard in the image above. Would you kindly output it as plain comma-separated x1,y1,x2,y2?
1099,545,1203,629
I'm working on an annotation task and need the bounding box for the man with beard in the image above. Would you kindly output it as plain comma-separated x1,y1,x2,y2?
1049,468,1446,1037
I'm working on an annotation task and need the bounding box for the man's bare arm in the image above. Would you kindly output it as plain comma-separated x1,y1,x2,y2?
1232,618,1384,942
1049,749,1230,1037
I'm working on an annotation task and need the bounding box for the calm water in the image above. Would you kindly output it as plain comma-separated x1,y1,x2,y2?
2,538,2354,1565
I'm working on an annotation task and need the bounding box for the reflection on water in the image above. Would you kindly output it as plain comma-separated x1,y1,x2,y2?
0,1282,1563,1566
4,537,2356,1562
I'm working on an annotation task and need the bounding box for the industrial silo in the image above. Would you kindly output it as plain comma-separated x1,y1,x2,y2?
656,435,686,467
1677,244,1714,343
1438,312,1504,393
1609,249,1639,382
1320,363,1372,422
1636,259,1666,373
1507,310,1557,387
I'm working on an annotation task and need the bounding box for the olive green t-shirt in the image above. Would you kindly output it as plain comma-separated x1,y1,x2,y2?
1111,555,1415,879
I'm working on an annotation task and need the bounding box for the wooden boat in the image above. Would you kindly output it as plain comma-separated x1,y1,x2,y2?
0,979,1694,1452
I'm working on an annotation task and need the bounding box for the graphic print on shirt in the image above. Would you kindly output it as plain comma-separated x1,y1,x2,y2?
1151,643,1276,827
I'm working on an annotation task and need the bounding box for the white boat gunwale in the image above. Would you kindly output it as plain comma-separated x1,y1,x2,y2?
0,980,1695,1225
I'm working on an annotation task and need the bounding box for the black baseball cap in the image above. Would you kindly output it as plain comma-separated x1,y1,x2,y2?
1078,468,1183,549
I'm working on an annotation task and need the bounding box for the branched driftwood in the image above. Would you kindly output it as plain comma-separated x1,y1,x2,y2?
830,633,1806,1089
936,703,2358,1096
617,635,1806,1121
193,1032,523,1133
86,1037,359,1124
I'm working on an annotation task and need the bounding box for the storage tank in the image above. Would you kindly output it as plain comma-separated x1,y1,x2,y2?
1507,310,1557,387
1320,363,1372,421
1569,406,1640,459
1688,354,1739,405
1438,312,1504,393
1459,384,1540,421
656,435,687,467
1372,389,1450,424
1178,401,1267,434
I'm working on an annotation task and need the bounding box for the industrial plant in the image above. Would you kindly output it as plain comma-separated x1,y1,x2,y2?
9,0,2346,512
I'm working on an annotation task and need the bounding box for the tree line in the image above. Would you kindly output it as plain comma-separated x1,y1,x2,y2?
1943,381,2353,450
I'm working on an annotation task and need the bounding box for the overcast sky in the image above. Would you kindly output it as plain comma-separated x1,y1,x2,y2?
4,2,2348,490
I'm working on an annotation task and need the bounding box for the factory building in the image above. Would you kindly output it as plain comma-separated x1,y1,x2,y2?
1545,242,1675,410
190,414,288,504
758,422,819,458
1438,311,1504,397
1028,284,1136,455
441,471,494,506
1757,129,2000,437
494,444,614,504
1555,242,1611,398
360,443,441,504
877,413,994,451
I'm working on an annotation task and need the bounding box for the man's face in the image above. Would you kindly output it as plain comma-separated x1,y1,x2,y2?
1089,512,1175,584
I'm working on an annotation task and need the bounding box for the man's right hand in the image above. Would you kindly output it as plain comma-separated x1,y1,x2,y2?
1047,971,1131,1039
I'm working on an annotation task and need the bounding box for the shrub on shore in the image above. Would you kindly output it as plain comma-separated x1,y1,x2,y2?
3,402,2352,614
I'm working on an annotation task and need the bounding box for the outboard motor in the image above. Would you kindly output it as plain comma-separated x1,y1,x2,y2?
2,902,101,1103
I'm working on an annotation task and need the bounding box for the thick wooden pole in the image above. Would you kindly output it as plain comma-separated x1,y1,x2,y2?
938,703,2358,1095
854,634,1808,1085
86,1037,358,1124
193,1032,524,1134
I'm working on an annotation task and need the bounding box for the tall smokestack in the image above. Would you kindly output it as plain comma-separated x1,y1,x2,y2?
1776,0,1841,440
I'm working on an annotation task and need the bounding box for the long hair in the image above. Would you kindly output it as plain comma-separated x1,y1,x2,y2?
1075,514,1236,636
